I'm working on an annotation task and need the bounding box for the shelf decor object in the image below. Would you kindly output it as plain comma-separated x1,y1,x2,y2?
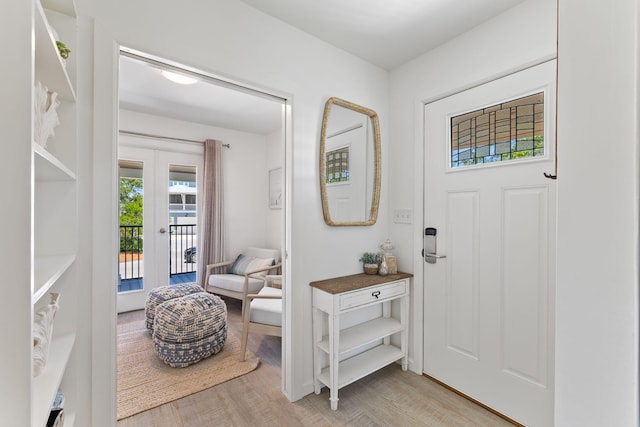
310,272,412,410
33,80,60,148
55,40,71,61
33,293,61,377
380,239,397,275
359,252,379,275
378,256,389,276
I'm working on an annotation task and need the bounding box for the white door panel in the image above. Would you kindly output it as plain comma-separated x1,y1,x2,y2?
423,61,556,426
117,144,202,313
117,146,155,313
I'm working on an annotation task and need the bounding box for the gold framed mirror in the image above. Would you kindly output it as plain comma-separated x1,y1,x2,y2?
319,97,381,226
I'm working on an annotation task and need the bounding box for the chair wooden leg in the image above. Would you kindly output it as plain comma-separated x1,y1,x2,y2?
240,303,251,362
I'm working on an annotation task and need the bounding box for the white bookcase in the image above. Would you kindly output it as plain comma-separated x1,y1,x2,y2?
1,0,81,425
310,273,412,410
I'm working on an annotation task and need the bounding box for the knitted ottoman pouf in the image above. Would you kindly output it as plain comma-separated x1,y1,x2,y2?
145,283,203,333
152,292,227,367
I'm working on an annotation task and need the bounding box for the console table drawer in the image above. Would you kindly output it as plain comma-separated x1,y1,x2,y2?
340,280,406,310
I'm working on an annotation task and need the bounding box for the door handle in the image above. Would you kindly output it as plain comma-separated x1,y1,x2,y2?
424,227,446,264
425,253,446,259
159,228,167,234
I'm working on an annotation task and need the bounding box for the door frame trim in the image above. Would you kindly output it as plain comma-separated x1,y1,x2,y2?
410,54,557,375
93,28,293,425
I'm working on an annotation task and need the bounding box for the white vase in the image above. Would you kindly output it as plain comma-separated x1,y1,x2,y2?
378,257,389,276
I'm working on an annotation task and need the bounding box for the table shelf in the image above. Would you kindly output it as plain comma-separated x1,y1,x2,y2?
317,317,403,355
318,344,404,389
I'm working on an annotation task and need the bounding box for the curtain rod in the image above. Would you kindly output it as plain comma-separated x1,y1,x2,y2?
119,130,230,147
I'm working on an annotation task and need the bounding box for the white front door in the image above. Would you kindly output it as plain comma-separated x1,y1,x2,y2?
423,61,556,426
117,142,203,313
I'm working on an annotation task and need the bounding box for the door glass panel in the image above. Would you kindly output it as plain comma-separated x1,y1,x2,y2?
450,92,544,168
118,160,144,292
325,146,350,184
169,164,198,284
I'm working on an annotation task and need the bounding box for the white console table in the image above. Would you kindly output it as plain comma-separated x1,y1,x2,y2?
310,272,412,410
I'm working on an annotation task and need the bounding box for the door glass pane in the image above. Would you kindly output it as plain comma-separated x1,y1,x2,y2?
325,146,350,184
118,160,144,292
450,92,544,168
168,164,198,284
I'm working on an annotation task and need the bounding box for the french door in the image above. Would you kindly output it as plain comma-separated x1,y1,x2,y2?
117,141,203,313
423,61,556,426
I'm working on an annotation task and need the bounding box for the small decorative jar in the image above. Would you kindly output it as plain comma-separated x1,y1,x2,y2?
380,239,398,275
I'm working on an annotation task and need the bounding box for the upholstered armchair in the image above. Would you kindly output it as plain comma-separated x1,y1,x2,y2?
240,274,282,361
204,247,281,314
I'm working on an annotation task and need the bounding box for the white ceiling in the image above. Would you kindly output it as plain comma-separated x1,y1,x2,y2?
239,0,529,70
119,0,528,134
119,56,284,135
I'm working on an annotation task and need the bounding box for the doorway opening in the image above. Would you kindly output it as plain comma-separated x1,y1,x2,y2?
115,48,288,418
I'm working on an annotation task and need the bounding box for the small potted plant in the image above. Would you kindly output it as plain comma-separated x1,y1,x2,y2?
359,252,379,275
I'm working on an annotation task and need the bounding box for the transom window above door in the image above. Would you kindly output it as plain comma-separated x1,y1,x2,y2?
450,92,544,169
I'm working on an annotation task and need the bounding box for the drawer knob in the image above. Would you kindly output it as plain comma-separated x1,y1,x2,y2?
372,291,381,299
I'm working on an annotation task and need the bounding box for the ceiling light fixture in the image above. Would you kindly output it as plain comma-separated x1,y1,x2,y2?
161,70,198,85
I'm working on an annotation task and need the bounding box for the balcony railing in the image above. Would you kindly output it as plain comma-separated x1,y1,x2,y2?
119,225,143,281
118,224,197,288
170,224,197,276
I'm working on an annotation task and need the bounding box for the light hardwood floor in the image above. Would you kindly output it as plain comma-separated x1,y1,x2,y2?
118,297,513,427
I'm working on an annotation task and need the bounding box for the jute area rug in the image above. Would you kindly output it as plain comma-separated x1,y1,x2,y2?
117,321,259,420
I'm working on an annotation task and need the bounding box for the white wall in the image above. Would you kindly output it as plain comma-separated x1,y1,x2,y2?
119,109,275,258
84,0,389,418
388,0,557,374
266,126,284,250
555,0,638,425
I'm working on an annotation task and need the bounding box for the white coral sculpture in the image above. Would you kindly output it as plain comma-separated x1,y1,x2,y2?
33,292,61,377
34,81,60,148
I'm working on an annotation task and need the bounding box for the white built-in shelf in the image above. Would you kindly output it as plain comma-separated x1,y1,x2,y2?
32,333,76,427
318,344,404,390
317,317,403,355
33,254,76,304
42,0,77,17
34,144,76,181
34,0,75,102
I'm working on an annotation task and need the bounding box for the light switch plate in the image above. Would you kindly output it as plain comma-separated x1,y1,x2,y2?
393,209,412,224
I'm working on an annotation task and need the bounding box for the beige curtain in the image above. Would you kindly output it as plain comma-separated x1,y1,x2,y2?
198,139,225,287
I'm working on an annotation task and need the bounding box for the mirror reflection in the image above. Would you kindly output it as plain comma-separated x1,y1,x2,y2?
320,97,381,226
